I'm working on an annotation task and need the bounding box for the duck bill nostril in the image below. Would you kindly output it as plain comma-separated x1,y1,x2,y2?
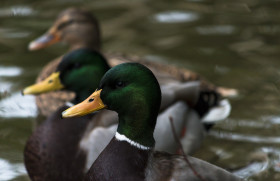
22,72,64,95
62,89,105,118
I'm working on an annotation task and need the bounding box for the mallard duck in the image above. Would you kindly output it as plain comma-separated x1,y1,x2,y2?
22,49,115,181
28,7,237,116
22,49,225,180
62,63,242,181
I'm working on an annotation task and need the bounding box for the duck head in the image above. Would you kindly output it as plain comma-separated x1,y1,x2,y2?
23,49,109,104
29,8,101,51
63,63,162,147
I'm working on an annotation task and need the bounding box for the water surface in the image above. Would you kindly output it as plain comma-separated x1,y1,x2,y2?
0,0,280,180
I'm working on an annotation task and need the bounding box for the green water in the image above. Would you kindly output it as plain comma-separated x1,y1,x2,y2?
0,0,280,180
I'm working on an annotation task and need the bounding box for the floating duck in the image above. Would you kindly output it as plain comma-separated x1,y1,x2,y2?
62,63,242,181
22,49,113,181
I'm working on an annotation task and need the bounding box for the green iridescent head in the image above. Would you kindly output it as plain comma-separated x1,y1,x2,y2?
58,49,109,93
23,48,109,103
62,63,162,147
99,63,162,147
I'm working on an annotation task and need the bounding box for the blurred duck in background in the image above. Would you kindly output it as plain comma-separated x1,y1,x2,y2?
22,48,233,180
28,8,238,117
62,62,242,181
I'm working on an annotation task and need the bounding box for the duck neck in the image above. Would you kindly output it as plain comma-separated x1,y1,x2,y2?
69,43,100,52
90,136,152,180
116,111,156,149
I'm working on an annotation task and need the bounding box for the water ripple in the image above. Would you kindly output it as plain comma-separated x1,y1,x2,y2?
0,6,35,17
154,11,199,23
262,115,280,125
0,82,12,92
0,67,22,77
0,92,37,118
233,161,269,179
210,131,280,144
0,158,27,181
196,25,236,35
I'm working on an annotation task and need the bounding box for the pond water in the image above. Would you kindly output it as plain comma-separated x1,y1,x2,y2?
0,0,280,180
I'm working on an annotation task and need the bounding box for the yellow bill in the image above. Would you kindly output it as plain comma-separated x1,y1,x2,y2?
62,89,106,118
22,72,64,95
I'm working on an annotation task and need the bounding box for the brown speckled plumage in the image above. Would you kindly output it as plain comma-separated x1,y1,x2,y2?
35,57,75,116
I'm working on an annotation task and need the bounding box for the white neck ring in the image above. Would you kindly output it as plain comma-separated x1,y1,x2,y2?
115,132,151,150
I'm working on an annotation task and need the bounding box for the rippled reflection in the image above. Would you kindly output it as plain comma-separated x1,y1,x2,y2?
0,158,26,181
196,25,236,35
0,67,22,77
234,161,269,179
0,6,35,17
154,11,198,23
0,92,37,118
210,131,280,144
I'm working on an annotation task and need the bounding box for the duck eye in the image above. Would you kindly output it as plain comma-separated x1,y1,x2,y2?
48,80,53,83
115,81,124,88
88,98,94,102
57,19,75,30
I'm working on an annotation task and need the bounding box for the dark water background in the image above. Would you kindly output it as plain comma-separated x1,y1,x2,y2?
0,0,280,180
